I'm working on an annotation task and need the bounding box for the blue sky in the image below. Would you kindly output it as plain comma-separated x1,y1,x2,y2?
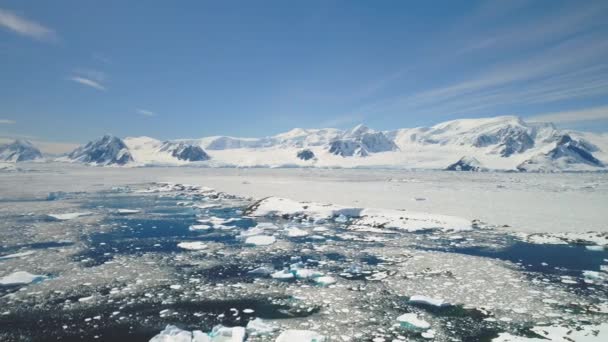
1,0,608,145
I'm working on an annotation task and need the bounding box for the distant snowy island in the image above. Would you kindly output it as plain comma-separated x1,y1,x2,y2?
2,116,607,172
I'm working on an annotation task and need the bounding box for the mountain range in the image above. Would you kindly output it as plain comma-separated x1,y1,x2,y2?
2,116,607,172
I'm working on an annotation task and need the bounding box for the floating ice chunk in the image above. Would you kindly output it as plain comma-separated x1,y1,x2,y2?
0,271,45,285
189,224,212,231
47,212,93,221
586,245,604,252
78,295,95,302
193,203,220,209
117,209,140,215
255,222,279,230
294,269,323,279
314,276,337,286
421,330,435,339
246,318,277,335
177,242,208,250
396,313,430,331
286,227,309,237
409,295,450,307
335,214,348,223
237,227,265,238
149,325,210,342
245,235,276,246
271,270,295,280
208,325,245,342
248,267,273,276
275,330,326,342
0,250,35,260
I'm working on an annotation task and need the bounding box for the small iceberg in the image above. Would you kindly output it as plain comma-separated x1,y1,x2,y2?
314,276,337,286
408,295,450,307
396,313,431,331
286,227,309,237
177,242,208,250
246,318,278,336
117,209,140,215
189,224,212,231
149,325,245,342
0,271,45,286
47,212,93,221
271,269,295,280
244,235,276,246
0,250,35,260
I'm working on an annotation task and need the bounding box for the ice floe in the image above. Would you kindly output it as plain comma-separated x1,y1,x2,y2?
0,271,45,285
396,313,431,330
244,235,276,246
247,197,472,232
275,330,326,342
0,250,35,259
408,295,450,307
117,209,141,215
177,242,208,250
47,212,93,221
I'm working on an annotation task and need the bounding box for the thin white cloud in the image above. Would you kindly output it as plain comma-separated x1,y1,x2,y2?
0,119,16,124
0,8,56,41
137,109,156,117
69,76,106,91
528,105,608,124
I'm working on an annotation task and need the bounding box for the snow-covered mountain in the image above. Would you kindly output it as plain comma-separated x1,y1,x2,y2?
66,135,133,166
0,139,43,162
60,116,608,171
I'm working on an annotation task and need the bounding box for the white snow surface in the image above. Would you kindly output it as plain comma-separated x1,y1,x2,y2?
248,197,472,232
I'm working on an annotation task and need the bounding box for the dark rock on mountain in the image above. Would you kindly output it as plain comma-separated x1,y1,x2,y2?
160,142,210,161
297,149,315,161
446,156,487,171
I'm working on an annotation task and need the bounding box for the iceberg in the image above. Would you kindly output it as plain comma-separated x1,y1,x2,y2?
396,313,431,330
408,295,450,307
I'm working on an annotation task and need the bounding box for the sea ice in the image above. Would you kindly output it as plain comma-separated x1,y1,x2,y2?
396,313,431,330
314,276,337,286
246,318,278,335
286,227,309,237
47,212,93,220
0,250,35,259
177,242,208,250
0,271,45,285
117,209,140,215
408,295,450,307
275,330,326,342
271,270,295,280
149,325,209,342
244,235,276,246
